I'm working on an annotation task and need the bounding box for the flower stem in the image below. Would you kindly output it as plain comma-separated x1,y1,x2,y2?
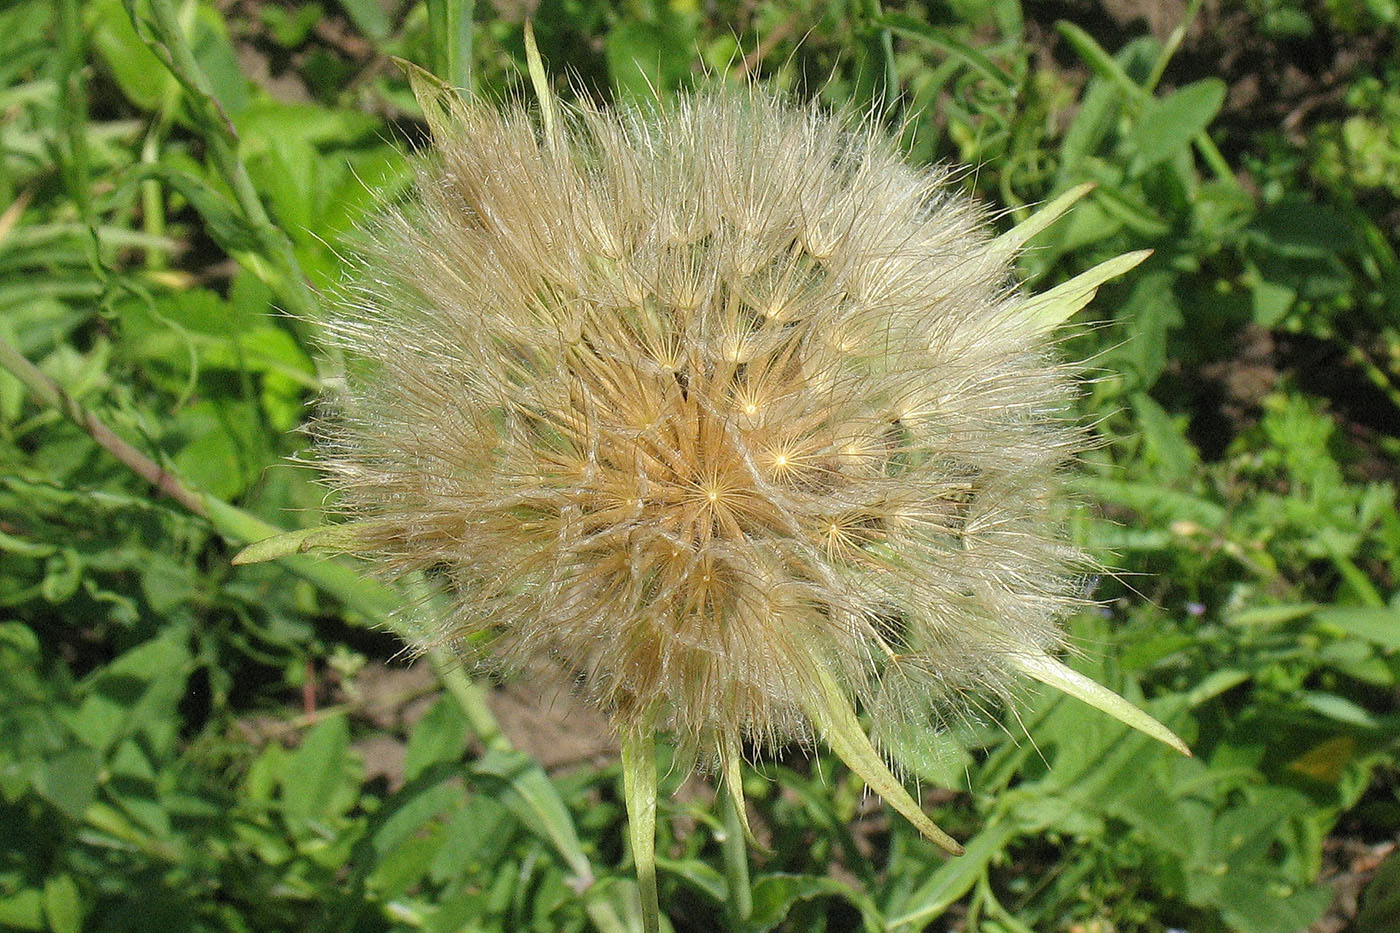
719,781,752,927
620,727,661,933
426,0,475,94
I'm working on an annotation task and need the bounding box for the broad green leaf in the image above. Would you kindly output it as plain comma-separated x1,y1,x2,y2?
605,19,691,100
747,873,882,932
1249,200,1355,259
170,399,270,500
430,796,515,882
43,875,81,933
1312,606,1400,651
402,697,470,783
1131,392,1196,480
1118,272,1183,389
336,0,390,41
1128,79,1227,173
35,747,102,818
0,888,43,930
282,714,352,822
1355,847,1400,933
64,627,190,753
372,780,462,857
88,0,178,111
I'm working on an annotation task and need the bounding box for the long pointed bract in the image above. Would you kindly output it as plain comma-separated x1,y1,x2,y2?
804,663,965,855
1010,651,1192,756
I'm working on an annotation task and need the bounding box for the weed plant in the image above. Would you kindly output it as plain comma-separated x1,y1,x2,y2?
1,1,1398,931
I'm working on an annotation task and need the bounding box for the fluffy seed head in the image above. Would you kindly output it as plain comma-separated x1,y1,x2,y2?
321,86,1085,768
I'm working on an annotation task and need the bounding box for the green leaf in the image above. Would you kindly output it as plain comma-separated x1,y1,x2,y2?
88,0,178,111
1130,392,1196,481
42,875,81,933
402,697,470,783
605,19,691,99
886,820,1019,930
169,399,270,500
1355,847,1400,933
430,796,515,882
282,715,352,822
472,748,595,889
1117,272,1183,389
0,887,43,930
141,162,262,254
1250,277,1297,326
1073,475,1227,526
746,873,882,932
1128,79,1227,173
65,628,190,754
1312,606,1400,651
335,0,390,41
654,855,727,904
35,747,102,819
876,13,1015,89
1249,200,1357,259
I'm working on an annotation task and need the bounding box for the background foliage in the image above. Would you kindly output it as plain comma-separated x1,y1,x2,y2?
2,0,1399,930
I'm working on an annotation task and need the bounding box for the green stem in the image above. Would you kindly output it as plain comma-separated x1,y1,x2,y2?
426,0,475,93
719,783,752,927
1143,0,1203,94
140,108,173,271
55,0,103,279
428,650,508,751
125,0,320,320
0,335,207,518
621,728,661,933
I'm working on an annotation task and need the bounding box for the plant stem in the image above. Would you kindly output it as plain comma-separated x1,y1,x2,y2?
719,783,752,927
124,0,320,321
1144,0,1203,94
0,335,206,517
427,0,475,93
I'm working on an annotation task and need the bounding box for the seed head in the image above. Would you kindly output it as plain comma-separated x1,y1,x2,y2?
285,75,1186,888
